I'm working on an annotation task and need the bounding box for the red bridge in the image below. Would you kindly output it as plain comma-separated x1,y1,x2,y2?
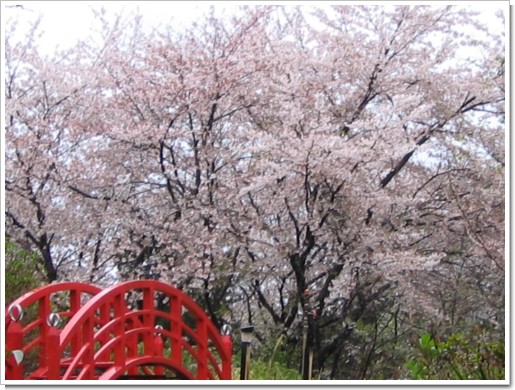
5,280,232,380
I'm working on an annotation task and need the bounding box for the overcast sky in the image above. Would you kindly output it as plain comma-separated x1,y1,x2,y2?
2,1,507,57
3,1,223,53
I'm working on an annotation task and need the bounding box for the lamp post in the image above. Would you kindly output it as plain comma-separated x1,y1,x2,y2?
301,290,315,380
240,325,254,380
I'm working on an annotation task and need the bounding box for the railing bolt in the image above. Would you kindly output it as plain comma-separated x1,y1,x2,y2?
47,312,62,327
8,304,24,322
221,324,232,336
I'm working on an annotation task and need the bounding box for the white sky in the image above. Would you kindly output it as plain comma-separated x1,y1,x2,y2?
2,1,507,57
3,1,220,53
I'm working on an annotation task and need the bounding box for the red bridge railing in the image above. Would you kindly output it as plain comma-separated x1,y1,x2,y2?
5,280,232,381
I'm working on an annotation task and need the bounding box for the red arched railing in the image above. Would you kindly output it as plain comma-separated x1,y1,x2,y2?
5,280,232,380
5,282,102,379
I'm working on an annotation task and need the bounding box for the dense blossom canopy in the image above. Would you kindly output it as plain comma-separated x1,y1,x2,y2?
4,4,505,379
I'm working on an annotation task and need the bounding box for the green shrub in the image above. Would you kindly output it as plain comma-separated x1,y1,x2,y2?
407,331,505,380
233,357,303,380
5,237,44,304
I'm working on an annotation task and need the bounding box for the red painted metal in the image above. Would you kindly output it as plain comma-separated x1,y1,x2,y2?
5,280,233,381
5,282,102,380
5,320,24,379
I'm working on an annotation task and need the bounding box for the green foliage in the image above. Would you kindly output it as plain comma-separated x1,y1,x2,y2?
350,313,411,380
407,331,505,380
230,333,303,380
252,358,303,380
233,356,303,380
5,237,44,304
136,338,302,380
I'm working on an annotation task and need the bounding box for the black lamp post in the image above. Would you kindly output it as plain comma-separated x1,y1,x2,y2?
301,290,315,380
240,325,254,380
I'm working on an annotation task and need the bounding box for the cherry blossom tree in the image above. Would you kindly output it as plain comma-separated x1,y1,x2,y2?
4,15,111,282
4,4,504,379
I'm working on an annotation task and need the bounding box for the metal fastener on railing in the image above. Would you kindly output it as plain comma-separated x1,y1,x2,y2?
221,324,232,336
47,313,62,327
8,304,24,322
11,350,24,365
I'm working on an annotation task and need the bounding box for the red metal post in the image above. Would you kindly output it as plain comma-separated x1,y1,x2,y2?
6,320,24,379
141,288,153,358
37,296,50,370
82,316,95,379
113,294,126,368
196,317,209,379
170,295,182,367
221,335,233,380
154,328,164,376
95,304,111,362
46,325,61,379
69,289,81,357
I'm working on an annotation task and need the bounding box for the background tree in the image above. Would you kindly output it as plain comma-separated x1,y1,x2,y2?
4,4,505,379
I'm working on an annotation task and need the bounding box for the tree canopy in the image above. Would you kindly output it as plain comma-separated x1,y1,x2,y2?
4,4,505,380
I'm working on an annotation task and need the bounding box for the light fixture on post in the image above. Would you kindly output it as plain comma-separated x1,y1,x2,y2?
240,325,254,380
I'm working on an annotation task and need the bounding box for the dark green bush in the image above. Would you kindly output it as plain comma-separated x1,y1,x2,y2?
407,331,505,380
5,237,44,304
